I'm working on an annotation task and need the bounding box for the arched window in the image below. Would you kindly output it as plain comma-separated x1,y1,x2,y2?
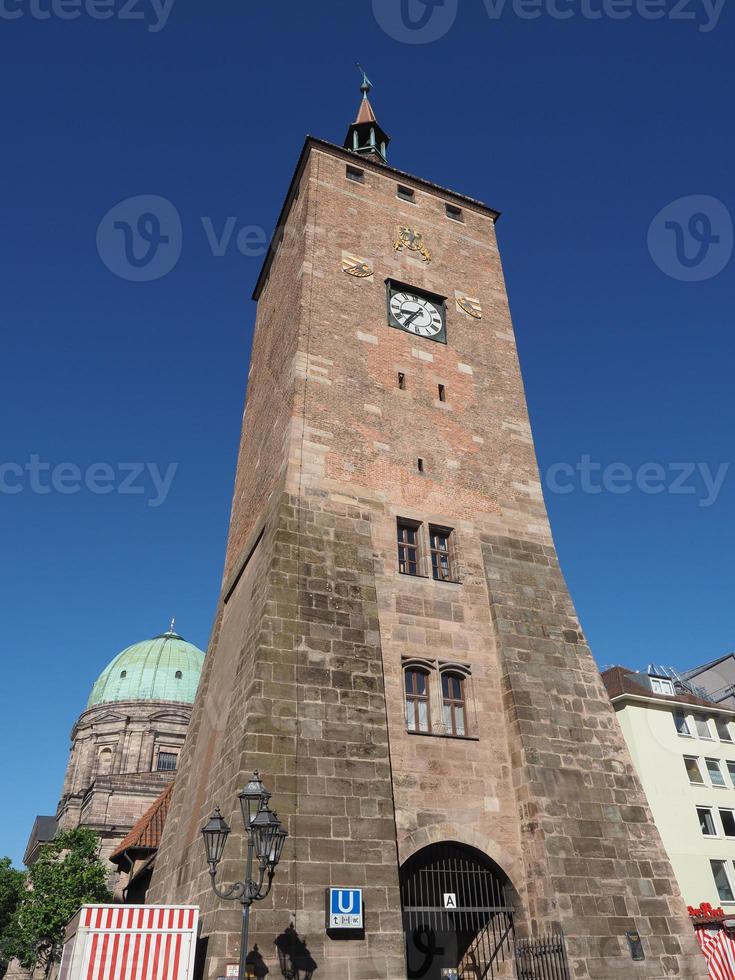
405,668,430,733
442,673,466,736
175,670,182,679
97,747,113,776
120,670,127,678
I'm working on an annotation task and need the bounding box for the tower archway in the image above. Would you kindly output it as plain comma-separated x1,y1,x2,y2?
400,841,515,980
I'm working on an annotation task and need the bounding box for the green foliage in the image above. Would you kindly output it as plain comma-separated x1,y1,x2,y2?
0,858,26,978
2,829,111,973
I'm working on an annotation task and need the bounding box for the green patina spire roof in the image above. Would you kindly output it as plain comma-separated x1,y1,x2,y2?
87,623,205,708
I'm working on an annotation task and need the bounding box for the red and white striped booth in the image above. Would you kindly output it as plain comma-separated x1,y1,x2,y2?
59,906,199,980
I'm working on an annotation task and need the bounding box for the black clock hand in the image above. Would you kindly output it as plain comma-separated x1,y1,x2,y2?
402,308,422,327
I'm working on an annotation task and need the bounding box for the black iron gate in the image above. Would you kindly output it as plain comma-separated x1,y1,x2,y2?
514,934,571,980
401,842,515,980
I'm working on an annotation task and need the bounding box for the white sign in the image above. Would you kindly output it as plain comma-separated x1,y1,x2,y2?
328,888,363,929
443,893,457,910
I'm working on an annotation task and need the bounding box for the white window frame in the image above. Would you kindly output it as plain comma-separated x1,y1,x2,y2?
711,859,735,904
716,718,734,742
685,755,706,785
695,715,714,739
706,757,727,787
698,806,718,837
651,677,675,695
720,809,735,838
674,711,692,737
726,761,735,789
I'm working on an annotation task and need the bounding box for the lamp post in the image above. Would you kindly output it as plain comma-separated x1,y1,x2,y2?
201,771,288,980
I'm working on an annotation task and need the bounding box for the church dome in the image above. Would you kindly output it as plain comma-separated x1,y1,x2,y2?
87,627,205,708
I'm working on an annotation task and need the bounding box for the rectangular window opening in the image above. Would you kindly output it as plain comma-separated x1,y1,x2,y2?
721,810,735,837
441,673,466,736
397,184,415,202
674,711,691,736
695,715,713,739
405,668,430,733
706,757,727,786
417,458,425,474
429,525,454,582
685,756,705,784
398,372,406,390
157,751,178,772
438,384,446,402
716,718,733,742
445,203,463,222
711,860,735,902
727,761,735,788
397,519,421,576
698,807,717,836
346,165,364,183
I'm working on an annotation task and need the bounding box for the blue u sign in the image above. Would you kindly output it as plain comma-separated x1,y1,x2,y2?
327,888,363,930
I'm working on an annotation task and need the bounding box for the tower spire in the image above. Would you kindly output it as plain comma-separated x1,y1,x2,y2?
344,65,390,164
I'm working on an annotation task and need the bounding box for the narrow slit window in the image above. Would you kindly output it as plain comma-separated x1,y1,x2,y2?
417,458,425,473
398,372,406,390
438,384,446,402
397,520,420,576
445,203,463,222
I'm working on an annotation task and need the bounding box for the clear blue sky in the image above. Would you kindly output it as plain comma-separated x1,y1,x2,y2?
1,1,733,866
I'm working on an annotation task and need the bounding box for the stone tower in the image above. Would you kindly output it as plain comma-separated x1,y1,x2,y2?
148,86,706,980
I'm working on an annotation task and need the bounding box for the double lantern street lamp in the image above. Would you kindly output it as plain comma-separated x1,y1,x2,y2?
201,772,288,980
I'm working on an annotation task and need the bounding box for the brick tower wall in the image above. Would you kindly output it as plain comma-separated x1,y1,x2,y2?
149,140,706,980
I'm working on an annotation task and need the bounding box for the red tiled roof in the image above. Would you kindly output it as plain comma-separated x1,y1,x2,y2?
110,783,173,862
601,665,719,710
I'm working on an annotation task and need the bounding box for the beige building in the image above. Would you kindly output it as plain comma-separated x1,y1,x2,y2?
603,666,735,911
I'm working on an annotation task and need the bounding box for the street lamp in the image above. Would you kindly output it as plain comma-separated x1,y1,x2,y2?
202,771,287,980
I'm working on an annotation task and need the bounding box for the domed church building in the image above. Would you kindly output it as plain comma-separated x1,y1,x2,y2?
24,624,204,880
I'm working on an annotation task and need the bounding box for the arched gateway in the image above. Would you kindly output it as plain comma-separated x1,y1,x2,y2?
401,842,515,980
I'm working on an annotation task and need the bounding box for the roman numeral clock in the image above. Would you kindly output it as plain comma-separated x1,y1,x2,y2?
386,280,447,344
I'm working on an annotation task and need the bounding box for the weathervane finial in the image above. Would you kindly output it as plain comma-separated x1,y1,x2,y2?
169,617,175,633
356,63,372,98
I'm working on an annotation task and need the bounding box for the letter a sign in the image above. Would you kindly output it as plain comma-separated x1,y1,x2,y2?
328,888,364,929
443,893,457,910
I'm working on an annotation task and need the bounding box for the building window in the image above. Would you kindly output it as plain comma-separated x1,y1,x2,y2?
698,807,717,836
716,718,733,742
397,185,415,203
711,860,735,902
695,716,713,739
97,747,113,776
120,670,127,678
721,810,735,837
405,669,430,733
651,677,675,695
684,756,705,784
157,752,178,772
346,165,364,183
674,711,691,736
727,761,735,788
445,203,463,222
441,673,466,736
429,526,454,581
175,670,183,679
397,520,421,576
398,372,406,390
438,384,446,402
417,458,425,474
706,758,727,786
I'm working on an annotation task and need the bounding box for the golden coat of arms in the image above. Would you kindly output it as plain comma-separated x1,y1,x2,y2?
392,226,431,264
456,293,483,319
341,252,373,278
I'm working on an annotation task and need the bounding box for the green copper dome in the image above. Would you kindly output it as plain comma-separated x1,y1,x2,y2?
87,627,204,708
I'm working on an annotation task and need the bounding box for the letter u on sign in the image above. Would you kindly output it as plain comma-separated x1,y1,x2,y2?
328,888,364,930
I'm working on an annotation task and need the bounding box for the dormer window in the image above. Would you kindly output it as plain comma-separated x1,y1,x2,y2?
650,677,674,695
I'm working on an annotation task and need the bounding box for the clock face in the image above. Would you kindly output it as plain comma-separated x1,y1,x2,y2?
389,291,445,338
